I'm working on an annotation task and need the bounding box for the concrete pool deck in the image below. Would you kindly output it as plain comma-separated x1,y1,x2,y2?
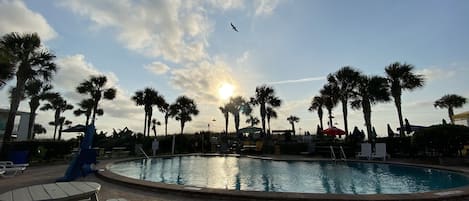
3,155,469,201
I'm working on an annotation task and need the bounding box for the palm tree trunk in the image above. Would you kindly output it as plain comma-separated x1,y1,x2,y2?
260,104,266,133
327,108,333,128
394,97,405,137
27,104,38,140
85,114,90,127
152,125,157,137
147,109,153,137
448,107,455,124
53,110,60,140
291,123,295,136
267,117,271,135
91,102,98,125
362,100,373,142
180,121,185,135
225,115,229,135
234,113,240,137
3,77,26,143
341,99,349,136
58,121,63,140
143,111,147,136
165,114,168,136
318,109,324,130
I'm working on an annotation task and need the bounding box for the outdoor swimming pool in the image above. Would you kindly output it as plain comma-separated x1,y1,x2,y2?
108,155,469,194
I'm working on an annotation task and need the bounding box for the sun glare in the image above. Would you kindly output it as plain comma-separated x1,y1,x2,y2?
218,83,234,100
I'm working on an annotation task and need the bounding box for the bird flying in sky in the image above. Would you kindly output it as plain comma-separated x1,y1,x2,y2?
230,22,238,32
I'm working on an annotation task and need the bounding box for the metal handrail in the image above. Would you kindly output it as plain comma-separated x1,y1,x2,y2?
329,146,336,160
139,147,150,159
340,146,347,161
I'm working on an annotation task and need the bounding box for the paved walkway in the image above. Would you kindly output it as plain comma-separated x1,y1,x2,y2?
0,161,215,201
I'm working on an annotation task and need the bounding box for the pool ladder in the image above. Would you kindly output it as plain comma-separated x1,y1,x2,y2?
329,146,347,161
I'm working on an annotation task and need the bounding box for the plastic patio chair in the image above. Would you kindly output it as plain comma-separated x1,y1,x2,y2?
356,143,371,160
371,143,387,161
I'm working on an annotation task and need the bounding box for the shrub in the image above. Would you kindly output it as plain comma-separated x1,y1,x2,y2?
413,124,469,157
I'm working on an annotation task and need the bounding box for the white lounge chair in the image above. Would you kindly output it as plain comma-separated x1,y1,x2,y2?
356,143,371,160
372,143,387,161
0,161,27,177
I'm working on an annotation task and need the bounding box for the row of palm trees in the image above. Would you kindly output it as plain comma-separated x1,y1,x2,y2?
131,87,199,136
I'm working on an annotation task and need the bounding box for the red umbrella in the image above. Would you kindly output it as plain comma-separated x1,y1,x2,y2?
322,127,346,137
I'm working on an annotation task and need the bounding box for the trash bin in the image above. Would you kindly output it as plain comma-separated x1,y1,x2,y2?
8,150,30,164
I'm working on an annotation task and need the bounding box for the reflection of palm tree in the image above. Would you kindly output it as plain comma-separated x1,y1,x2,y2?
2,32,57,143
219,104,230,135
41,94,73,140
434,94,467,124
320,84,339,128
251,85,282,134
266,107,277,134
24,79,57,139
308,96,324,130
327,66,361,136
77,75,116,125
170,96,199,134
385,62,424,137
351,75,390,142
286,115,300,135
246,115,260,127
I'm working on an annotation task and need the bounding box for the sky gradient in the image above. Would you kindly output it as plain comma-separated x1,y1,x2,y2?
1,0,469,139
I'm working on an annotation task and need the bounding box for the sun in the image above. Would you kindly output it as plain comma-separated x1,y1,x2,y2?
218,83,234,100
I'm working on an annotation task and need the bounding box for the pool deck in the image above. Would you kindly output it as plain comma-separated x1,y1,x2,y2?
3,155,469,201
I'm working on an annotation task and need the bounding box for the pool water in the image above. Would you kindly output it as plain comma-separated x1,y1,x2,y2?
108,156,469,194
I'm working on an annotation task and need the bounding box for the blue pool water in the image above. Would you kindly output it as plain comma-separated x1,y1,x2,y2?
108,156,469,194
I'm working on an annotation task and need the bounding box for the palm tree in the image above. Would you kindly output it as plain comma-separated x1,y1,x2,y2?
434,94,467,124
266,107,277,134
219,104,230,135
73,98,95,126
320,84,339,128
40,95,73,140
250,85,282,134
24,79,57,139
33,123,47,138
132,88,165,136
286,115,300,135
327,66,361,136
151,118,161,137
351,75,390,141
246,116,260,127
76,75,116,125
0,50,14,89
169,96,199,134
385,62,425,137
308,96,325,130
1,32,57,144
57,117,72,140
158,100,171,136
226,96,251,135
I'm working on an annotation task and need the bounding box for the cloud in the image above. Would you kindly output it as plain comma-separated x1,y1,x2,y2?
144,61,171,75
0,0,57,41
208,0,245,10
268,76,326,85
416,68,455,82
60,0,211,63
236,51,250,64
254,0,280,16
170,59,238,104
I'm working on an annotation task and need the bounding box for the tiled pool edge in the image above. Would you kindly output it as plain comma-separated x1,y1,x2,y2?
96,155,469,201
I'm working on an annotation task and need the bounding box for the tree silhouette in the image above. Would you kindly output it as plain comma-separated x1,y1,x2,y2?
287,115,300,135
73,98,95,126
351,75,390,141
24,79,57,139
385,62,424,137
41,94,73,140
219,104,230,135
1,32,57,144
151,118,161,137
76,75,116,125
434,94,467,124
250,85,282,134
158,100,171,136
33,123,47,137
266,106,277,134
57,117,72,140
170,96,199,134
320,84,339,128
246,115,260,127
308,96,325,130
327,66,361,136
226,96,251,136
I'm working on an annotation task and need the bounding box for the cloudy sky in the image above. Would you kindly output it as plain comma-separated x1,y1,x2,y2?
1,0,469,139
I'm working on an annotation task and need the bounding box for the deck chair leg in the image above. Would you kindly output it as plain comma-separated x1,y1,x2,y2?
90,193,99,201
